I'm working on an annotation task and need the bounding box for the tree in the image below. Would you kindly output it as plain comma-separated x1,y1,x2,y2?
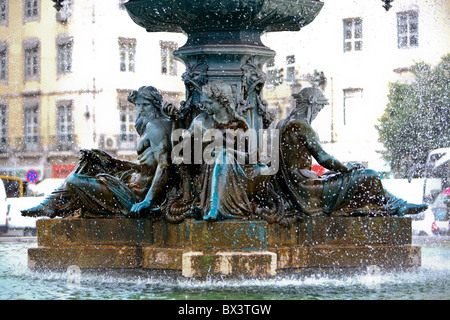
376,54,450,178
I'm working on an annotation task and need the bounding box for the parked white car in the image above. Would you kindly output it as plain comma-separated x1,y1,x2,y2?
411,208,435,236
410,190,449,236
6,196,46,236
28,178,65,196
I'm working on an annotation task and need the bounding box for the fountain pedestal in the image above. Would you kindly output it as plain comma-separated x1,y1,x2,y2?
29,217,420,277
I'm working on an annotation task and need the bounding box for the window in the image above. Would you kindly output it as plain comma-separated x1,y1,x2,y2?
286,55,296,82
0,103,7,152
0,42,7,81
265,58,283,88
56,0,72,22
397,11,419,49
119,102,137,150
119,38,136,72
343,88,363,125
57,101,74,150
0,0,8,25
23,0,39,22
286,55,295,65
343,18,363,52
23,39,40,81
160,41,177,76
57,36,73,74
23,102,40,151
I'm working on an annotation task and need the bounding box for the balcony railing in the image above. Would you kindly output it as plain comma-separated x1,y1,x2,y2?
3,134,137,154
48,135,78,152
14,136,43,153
8,135,78,153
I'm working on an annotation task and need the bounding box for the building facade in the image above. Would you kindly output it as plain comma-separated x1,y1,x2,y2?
0,0,448,183
0,0,186,181
262,0,449,172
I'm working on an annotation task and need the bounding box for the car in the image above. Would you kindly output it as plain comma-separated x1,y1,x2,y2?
6,196,46,236
28,178,65,196
430,188,449,235
411,208,435,236
431,220,449,235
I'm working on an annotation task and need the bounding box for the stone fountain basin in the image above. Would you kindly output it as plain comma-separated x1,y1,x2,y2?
125,0,324,33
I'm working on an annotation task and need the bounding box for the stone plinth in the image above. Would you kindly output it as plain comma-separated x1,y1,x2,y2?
37,218,153,246
28,216,421,277
268,217,420,270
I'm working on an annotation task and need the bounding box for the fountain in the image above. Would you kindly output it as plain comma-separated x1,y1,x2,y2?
24,0,425,278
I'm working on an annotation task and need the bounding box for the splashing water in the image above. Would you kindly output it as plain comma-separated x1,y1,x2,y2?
0,238,448,300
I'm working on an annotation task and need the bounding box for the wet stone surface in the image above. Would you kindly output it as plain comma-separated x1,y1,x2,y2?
29,217,420,277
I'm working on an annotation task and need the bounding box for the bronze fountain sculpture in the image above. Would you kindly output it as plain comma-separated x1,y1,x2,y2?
25,0,424,277
23,84,426,221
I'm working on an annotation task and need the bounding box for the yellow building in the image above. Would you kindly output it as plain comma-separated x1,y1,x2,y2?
0,0,186,181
